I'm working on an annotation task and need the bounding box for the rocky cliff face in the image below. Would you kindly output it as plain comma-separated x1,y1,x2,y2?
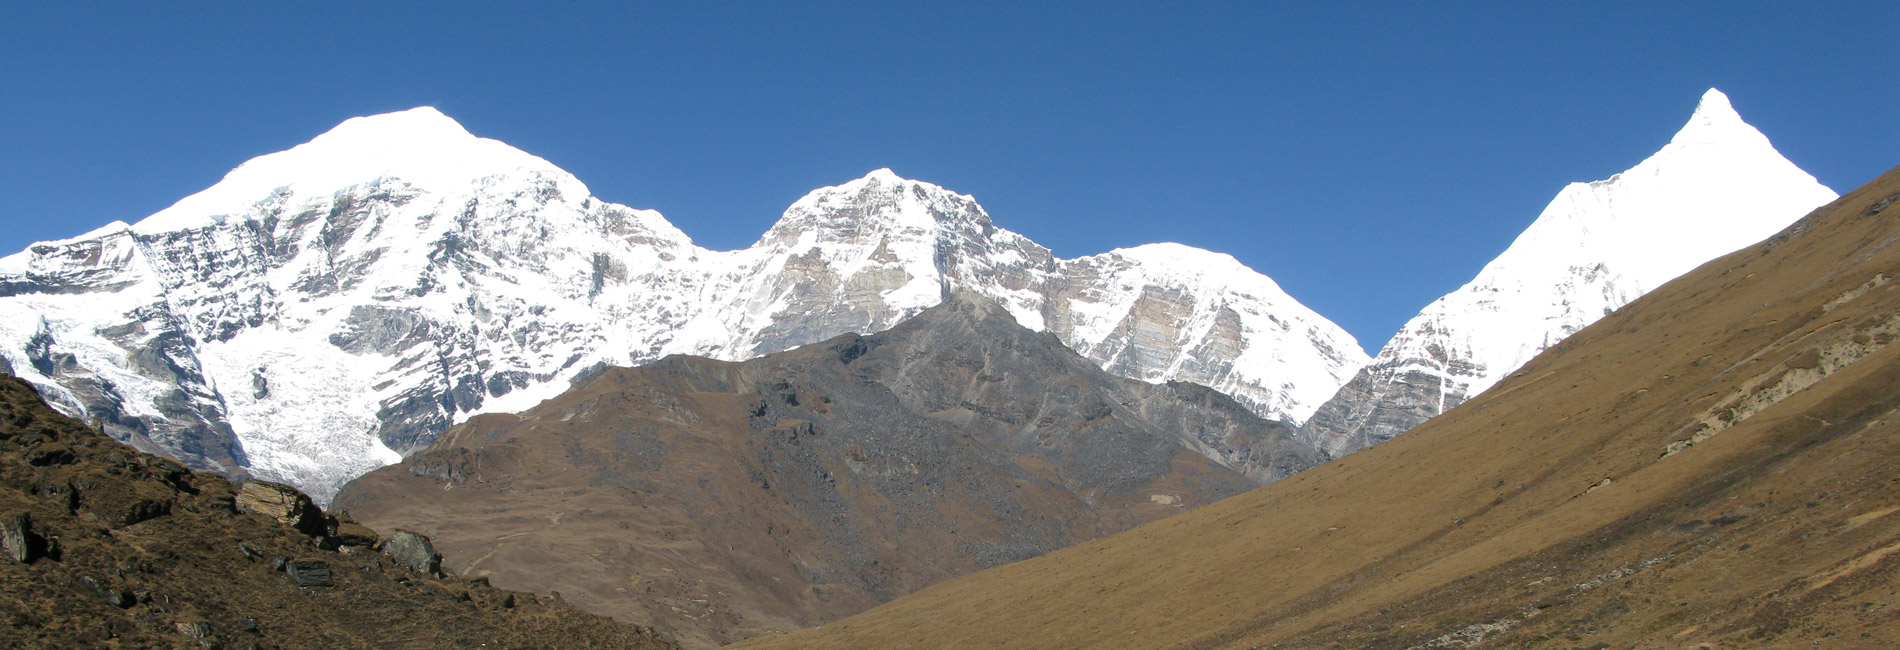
332,292,1323,648
0,110,1366,501
1300,89,1838,457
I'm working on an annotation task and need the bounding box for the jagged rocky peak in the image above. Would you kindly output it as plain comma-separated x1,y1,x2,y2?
1056,241,1366,422
758,168,997,245
1299,88,1839,458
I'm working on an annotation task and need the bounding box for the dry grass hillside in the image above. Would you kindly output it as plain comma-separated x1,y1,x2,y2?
738,165,1900,649
0,376,671,649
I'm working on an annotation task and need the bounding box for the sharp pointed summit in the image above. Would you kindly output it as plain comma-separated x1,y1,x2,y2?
1691,87,1739,121
1300,89,1839,457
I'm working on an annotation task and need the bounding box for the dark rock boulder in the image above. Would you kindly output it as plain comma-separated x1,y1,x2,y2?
382,530,441,576
1,513,38,563
284,560,333,587
331,521,379,548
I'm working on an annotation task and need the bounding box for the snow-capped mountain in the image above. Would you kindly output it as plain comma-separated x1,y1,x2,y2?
0,108,1366,501
1300,89,1839,457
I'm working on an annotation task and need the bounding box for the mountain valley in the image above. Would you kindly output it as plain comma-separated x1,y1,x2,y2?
0,87,1882,650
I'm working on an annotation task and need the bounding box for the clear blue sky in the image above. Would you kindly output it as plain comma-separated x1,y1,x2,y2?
2,2,1894,352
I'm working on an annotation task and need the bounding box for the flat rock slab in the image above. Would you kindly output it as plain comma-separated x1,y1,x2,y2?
285,561,333,587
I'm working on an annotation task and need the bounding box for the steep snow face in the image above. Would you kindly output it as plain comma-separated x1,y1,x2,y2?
1302,89,1839,458
0,114,1364,501
671,169,1063,359
0,108,702,497
1056,244,1366,421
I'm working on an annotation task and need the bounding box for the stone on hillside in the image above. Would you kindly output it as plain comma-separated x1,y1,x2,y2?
236,480,325,536
383,530,442,577
24,444,75,466
2,513,37,563
285,560,334,587
332,521,379,548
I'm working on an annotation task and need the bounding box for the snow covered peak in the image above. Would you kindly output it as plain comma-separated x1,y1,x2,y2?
1667,88,1766,149
1110,242,1243,272
133,107,578,234
821,168,967,202
1692,88,1737,121
1300,89,1839,458
861,167,904,184
754,169,996,250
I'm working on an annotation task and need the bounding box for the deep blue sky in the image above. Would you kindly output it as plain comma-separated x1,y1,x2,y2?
2,3,1894,352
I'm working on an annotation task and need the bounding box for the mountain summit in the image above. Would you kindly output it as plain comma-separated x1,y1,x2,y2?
1301,88,1838,457
135,106,574,234
0,110,1363,501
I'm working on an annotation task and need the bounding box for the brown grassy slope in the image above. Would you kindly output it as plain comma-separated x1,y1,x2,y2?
0,376,671,650
737,167,1900,650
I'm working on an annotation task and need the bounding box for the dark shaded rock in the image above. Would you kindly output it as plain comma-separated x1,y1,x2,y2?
284,560,333,587
25,444,75,466
113,498,172,527
78,575,133,608
270,556,289,572
382,530,441,576
2,512,39,563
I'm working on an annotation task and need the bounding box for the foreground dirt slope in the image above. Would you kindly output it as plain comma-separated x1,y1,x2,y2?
0,376,670,650
739,166,1900,650
335,292,1317,648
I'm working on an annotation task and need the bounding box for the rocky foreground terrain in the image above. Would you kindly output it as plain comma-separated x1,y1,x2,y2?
333,291,1321,648
0,375,670,649
734,167,1900,648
